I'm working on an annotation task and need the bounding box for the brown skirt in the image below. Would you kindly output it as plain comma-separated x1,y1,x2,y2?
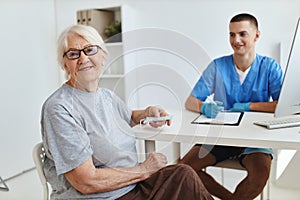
117,164,213,200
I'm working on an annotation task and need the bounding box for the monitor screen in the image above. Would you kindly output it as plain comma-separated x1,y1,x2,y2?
275,17,300,118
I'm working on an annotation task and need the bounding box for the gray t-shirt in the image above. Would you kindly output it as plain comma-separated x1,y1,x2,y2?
41,83,138,199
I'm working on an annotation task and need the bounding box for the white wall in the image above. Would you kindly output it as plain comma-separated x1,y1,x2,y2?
124,0,300,60
54,0,300,107
0,0,299,178
0,0,59,178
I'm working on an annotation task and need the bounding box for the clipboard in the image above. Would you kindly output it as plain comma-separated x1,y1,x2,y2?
191,112,244,126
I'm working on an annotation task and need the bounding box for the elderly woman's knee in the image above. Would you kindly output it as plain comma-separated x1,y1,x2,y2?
173,164,200,179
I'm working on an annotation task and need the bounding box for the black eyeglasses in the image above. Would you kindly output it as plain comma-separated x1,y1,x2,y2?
63,45,101,60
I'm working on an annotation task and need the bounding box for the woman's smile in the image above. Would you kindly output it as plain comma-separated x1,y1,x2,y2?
78,65,94,71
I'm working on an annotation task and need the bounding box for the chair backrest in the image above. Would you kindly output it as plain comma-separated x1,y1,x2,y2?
32,142,49,200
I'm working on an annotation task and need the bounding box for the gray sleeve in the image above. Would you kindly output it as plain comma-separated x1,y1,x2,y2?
107,89,132,124
42,103,93,175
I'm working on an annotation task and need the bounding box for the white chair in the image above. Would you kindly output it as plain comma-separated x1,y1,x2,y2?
32,142,49,200
0,176,9,191
212,159,269,200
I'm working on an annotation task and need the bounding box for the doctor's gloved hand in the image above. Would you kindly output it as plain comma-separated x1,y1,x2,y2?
229,102,251,112
201,101,224,118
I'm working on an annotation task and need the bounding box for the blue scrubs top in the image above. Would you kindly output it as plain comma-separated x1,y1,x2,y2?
192,54,283,110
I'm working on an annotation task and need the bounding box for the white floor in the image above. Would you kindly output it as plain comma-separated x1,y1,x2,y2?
206,167,300,200
0,168,43,200
1,167,300,200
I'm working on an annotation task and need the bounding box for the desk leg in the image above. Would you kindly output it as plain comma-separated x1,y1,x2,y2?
145,140,155,158
144,141,181,164
172,142,180,164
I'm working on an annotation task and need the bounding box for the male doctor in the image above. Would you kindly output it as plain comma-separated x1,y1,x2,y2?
180,13,283,200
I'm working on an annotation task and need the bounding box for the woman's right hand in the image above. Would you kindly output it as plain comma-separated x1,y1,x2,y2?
140,152,167,178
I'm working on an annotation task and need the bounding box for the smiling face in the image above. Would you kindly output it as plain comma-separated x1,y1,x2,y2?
64,34,106,91
229,20,260,56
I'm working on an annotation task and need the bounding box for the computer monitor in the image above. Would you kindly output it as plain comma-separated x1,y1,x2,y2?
275,17,300,118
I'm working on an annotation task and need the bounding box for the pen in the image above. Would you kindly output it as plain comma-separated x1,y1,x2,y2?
206,95,217,105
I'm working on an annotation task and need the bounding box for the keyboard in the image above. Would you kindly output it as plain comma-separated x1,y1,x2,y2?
254,116,300,129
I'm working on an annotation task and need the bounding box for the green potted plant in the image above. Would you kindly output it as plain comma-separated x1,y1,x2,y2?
104,21,122,42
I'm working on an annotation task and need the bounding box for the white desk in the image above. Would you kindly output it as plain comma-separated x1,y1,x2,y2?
133,110,300,156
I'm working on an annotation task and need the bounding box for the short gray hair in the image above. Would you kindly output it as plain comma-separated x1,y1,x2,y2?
57,24,108,71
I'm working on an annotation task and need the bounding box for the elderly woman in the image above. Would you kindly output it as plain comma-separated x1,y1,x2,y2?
41,24,213,200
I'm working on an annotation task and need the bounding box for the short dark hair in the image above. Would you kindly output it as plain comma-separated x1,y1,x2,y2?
230,13,258,30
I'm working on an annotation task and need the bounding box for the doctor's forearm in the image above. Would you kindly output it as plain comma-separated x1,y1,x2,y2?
249,101,278,113
185,96,202,113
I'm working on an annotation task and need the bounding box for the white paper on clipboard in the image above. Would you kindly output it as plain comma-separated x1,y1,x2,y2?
192,112,243,125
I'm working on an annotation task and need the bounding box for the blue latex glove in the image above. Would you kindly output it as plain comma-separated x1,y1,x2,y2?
201,101,224,118
229,102,251,112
